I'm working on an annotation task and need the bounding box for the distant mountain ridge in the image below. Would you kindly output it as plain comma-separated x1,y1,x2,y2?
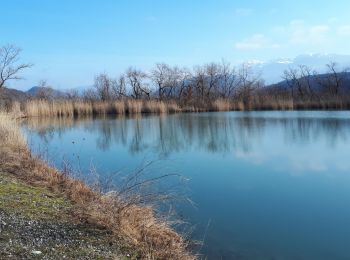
26,86,66,98
0,86,67,104
267,71,350,93
0,87,29,103
252,54,350,84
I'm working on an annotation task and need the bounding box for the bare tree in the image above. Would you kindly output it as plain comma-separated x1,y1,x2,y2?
282,67,305,99
218,60,237,98
112,75,127,98
299,65,318,100
126,68,150,99
151,64,186,99
236,63,261,106
177,67,192,100
151,63,170,99
36,80,55,100
315,62,348,97
83,88,98,101
205,62,221,99
94,73,115,101
325,62,345,96
65,89,80,100
192,65,207,101
0,44,32,89
166,66,184,99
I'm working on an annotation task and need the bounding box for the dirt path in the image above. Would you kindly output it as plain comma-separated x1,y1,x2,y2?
0,174,129,259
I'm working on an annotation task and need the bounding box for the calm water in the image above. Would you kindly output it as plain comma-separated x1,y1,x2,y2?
23,111,350,259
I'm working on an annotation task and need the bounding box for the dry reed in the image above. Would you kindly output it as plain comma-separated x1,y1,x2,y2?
23,99,185,117
211,99,231,111
20,95,350,118
0,113,26,147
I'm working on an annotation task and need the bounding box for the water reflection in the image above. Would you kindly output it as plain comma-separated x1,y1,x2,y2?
23,111,350,260
24,112,350,156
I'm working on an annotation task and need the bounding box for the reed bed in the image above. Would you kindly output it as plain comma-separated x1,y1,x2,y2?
126,99,143,114
0,112,26,147
18,95,350,118
24,99,186,117
73,100,94,116
25,100,75,117
211,98,232,111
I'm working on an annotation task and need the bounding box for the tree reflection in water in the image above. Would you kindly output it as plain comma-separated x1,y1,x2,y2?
24,111,350,157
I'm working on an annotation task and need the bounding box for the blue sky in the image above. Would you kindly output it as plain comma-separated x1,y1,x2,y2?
1,0,350,90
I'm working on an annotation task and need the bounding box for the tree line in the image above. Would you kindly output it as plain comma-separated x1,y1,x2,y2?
1,44,349,110
84,61,263,105
83,60,349,108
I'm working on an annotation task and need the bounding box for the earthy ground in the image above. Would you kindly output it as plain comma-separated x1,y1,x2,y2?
0,173,133,260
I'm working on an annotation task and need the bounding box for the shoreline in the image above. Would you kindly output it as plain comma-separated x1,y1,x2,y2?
0,113,195,259
2,108,349,259
4,98,350,119
0,173,128,259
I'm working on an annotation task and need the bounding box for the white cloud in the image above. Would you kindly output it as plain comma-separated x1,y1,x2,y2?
337,25,350,36
237,20,331,52
289,20,330,45
234,19,350,54
246,59,265,65
235,34,271,50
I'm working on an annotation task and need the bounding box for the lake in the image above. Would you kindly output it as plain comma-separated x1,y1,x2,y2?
23,111,350,259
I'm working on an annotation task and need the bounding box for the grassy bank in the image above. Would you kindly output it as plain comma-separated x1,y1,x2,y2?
0,113,194,260
0,174,128,259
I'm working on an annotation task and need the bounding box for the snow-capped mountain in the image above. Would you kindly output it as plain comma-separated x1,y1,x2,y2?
251,54,350,84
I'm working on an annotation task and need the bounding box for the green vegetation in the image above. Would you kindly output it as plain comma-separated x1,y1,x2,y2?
0,173,70,219
0,174,130,259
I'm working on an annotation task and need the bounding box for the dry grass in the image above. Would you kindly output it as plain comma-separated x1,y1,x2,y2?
126,99,143,114
0,114,195,260
73,100,94,116
231,100,245,111
248,95,294,111
19,94,350,118
23,99,187,117
24,99,182,117
142,100,167,113
0,113,26,147
211,99,231,111
113,100,126,115
166,101,181,113
25,100,75,117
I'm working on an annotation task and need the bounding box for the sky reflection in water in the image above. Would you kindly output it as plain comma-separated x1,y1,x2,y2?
23,111,350,260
